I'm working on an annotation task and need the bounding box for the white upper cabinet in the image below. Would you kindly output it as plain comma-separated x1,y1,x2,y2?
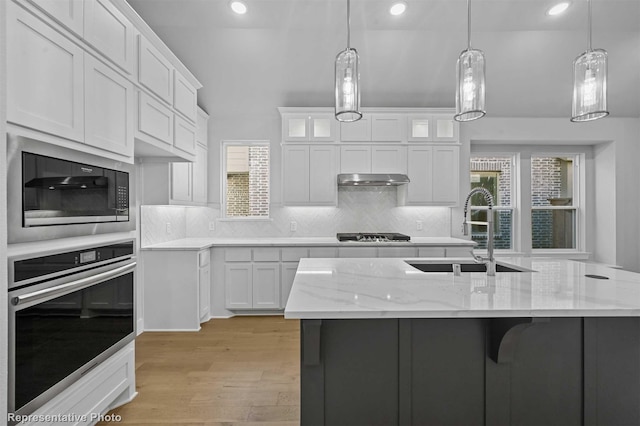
340,115,371,142
138,35,174,104
174,70,198,123
371,114,405,142
84,54,134,156
281,112,337,142
340,145,371,173
7,2,85,142
192,144,208,203
137,91,174,146
283,145,338,205
283,145,310,203
432,145,459,203
407,146,434,203
196,108,208,143
309,145,338,203
407,113,458,142
371,146,407,174
174,115,196,155
25,0,84,36
84,0,135,74
406,145,459,205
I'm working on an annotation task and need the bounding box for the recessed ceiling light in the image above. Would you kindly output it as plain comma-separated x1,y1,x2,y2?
389,2,407,16
547,2,570,16
230,1,247,15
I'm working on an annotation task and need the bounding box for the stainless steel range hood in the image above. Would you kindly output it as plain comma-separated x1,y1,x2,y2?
337,173,410,186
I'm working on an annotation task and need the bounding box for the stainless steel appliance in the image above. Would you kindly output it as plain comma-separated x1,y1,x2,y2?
7,135,134,243
337,233,411,242
337,173,410,186
8,241,136,420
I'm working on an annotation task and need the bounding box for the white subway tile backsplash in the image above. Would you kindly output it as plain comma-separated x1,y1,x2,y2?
143,187,452,242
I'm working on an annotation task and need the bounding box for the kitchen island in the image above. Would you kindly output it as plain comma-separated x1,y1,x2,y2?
284,257,640,426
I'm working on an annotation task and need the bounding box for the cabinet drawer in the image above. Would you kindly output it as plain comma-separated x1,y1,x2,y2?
338,247,378,258
378,247,417,258
198,249,210,267
224,248,252,262
282,248,309,262
418,247,446,257
253,248,280,262
137,92,173,146
309,247,338,258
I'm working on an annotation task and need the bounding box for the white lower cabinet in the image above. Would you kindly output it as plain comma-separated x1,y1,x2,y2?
143,249,210,331
27,343,135,426
281,262,299,308
224,263,252,309
252,264,280,309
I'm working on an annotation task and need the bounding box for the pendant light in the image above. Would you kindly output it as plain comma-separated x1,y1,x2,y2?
571,0,608,122
335,0,362,122
454,0,486,122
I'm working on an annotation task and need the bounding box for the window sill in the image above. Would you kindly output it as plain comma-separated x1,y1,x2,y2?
218,217,273,222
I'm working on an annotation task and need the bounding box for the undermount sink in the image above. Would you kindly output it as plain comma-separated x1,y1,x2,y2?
405,261,533,273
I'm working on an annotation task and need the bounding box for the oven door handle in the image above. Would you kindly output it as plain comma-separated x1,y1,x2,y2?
11,261,136,306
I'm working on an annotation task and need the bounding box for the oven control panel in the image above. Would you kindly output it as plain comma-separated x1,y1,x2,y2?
11,241,134,288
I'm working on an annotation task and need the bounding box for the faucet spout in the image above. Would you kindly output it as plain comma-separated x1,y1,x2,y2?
463,187,496,276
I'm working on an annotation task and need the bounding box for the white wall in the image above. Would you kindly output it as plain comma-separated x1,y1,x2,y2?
457,117,640,271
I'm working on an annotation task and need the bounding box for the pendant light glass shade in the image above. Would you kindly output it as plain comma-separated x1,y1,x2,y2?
571,0,608,122
455,49,486,122
335,48,362,122
335,0,362,122
454,0,486,122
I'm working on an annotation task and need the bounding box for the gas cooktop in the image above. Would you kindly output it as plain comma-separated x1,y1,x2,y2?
336,233,411,242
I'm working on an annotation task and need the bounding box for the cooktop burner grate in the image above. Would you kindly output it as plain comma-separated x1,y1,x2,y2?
336,233,411,242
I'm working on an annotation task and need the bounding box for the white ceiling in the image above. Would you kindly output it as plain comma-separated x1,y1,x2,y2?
128,0,640,119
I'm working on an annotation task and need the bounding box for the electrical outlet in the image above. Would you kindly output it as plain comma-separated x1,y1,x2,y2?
290,221,297,232
416,220,423,231
208,221,215,231
166,222,172,234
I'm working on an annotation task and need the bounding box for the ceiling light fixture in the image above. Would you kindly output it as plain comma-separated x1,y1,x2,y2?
335,0,362,122
230,1,247,15
547,2,570,16
389,2,407,16
454,0,486,122
571,0,608,122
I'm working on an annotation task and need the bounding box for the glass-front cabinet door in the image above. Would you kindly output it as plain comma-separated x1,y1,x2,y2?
407,114,458,142
282,113,336,142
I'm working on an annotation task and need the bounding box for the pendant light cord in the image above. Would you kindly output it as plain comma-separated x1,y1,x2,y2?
587,0,592,51
347,0,351,49
467,0,472,49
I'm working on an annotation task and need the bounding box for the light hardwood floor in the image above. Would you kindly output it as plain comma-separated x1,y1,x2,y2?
98,316,300,426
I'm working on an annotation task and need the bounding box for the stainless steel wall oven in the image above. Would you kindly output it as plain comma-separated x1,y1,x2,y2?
8,241,136,419
7,135,135,243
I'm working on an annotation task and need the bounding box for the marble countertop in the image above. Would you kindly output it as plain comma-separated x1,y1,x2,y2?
141,237,476,251
284,257,640,319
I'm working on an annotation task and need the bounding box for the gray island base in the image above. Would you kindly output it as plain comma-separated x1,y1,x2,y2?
300,317,640,426
285,257,640,426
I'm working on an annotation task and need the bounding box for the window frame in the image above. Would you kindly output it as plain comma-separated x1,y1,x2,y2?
221,140,272,220
470,146,589,257
469,155,517,251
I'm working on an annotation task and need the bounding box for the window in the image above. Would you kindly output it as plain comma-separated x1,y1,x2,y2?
223,141,270,218
531,156,576,249
470,148,587,255
470,157,514,250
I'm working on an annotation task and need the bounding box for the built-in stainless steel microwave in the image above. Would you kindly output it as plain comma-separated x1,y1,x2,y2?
7,135,135,243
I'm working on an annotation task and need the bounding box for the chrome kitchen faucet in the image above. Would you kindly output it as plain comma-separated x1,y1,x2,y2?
463,187,496,276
